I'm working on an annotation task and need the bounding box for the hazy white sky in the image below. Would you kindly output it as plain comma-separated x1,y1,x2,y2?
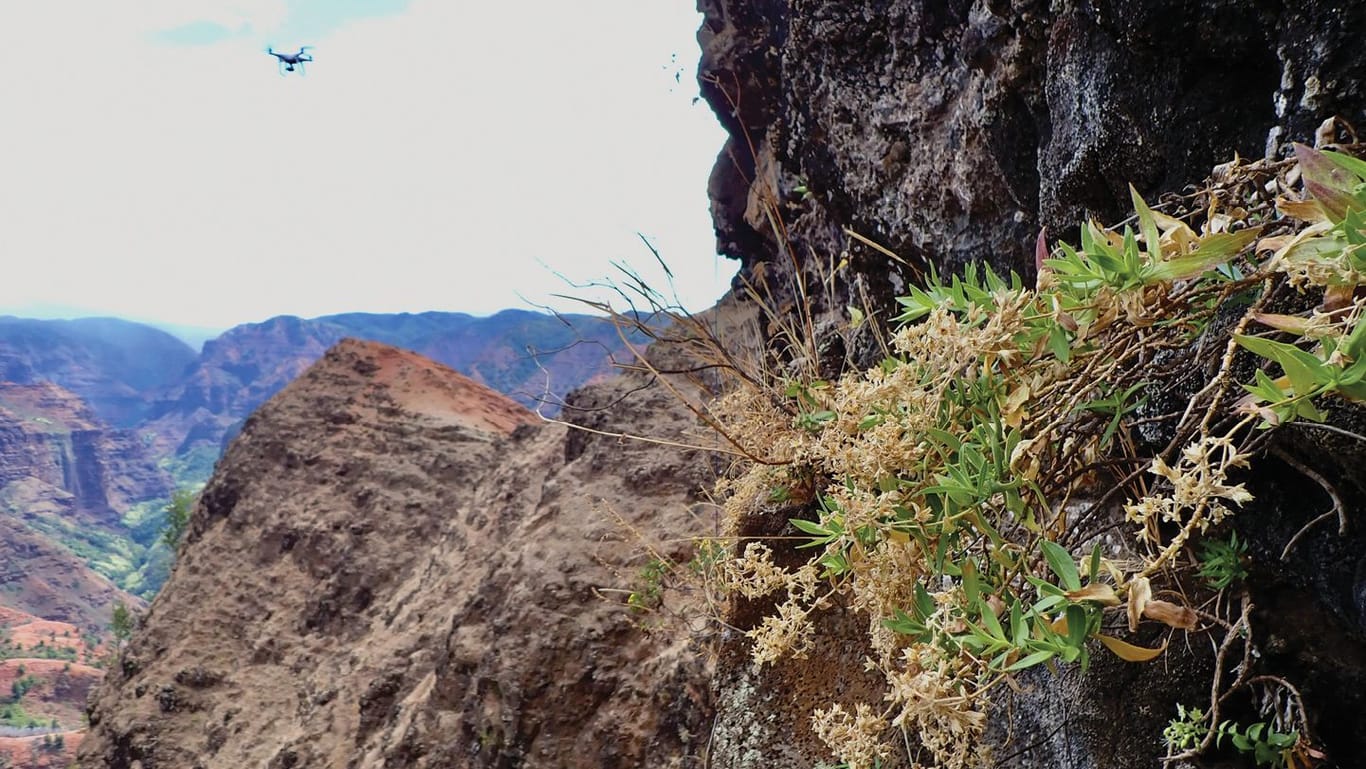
0,1,734,330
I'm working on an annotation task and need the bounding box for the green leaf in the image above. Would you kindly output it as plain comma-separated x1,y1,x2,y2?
1031,593,1066,615
979,598,1006,641
857,414,884,430
1010,599,1027,646
1065,604,1089,649
962,558,981,605
1146,228,1262,282
884,609,929,641
818,552,850,576
1267,731,1298,748
913,582,935,620
1130,185,1163,263
1242,368,1289,403
1040,539,1082,591
1344,317,1366,363
1047,323,1072,363
1004,649,1055,672
790,518,833,537
1322,148,1366,184
1234,333,1332,398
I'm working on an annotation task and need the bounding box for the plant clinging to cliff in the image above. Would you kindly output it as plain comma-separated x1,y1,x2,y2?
702,143,1366,768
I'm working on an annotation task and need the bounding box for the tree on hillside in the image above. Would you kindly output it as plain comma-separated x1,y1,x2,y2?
160,488,196,551
110,602,135,645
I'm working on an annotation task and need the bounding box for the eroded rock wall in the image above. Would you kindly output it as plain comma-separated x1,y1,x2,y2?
697,2,1366,768
700,0,1366,343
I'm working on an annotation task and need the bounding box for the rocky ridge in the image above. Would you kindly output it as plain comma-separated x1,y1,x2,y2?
146,310,648,463
0,317,196,428
79,337,716,768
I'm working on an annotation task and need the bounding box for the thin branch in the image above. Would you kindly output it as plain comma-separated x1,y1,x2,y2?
1290,419,1366,444
1270,446,1348,553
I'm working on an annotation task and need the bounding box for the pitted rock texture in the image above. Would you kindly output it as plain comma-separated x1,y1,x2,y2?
698,0,1366,360
697,1,1366,767
79,338,714,769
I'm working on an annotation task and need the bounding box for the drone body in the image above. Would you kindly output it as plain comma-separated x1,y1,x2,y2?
267,46,313,76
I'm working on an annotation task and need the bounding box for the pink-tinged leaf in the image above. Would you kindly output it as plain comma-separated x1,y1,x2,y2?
1252,313,1316,336
1295,143,1356,222
1035,227,1050,274
1143,599,1198,631
1322,148,1366,182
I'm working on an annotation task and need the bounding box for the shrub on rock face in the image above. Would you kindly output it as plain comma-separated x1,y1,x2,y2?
694,145,1364,769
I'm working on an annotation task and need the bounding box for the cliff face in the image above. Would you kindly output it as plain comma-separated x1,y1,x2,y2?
699,0,1366,339
697,2,1366,768
79,338,714,769
0,383,172,524
0,382,164,629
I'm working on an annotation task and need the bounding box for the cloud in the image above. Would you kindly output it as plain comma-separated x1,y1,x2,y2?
0,0,732,328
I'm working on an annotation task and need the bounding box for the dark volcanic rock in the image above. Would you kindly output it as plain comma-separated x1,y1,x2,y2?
697,1,1366,768
699,0,1366,356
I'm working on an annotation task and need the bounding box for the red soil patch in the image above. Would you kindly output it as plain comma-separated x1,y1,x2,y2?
0,608,40,628
337,339,536,434
6,621,86,658
0,659,102,692
0,730,82,768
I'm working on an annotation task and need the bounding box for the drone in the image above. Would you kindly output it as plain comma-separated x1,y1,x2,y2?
267,46,313,76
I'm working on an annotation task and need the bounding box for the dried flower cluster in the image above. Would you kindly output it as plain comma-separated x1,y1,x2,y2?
699,144,1365,768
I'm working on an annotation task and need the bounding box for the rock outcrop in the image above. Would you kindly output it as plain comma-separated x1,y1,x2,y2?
696,1,1366,768
79,338,714,769
698,0,1366,342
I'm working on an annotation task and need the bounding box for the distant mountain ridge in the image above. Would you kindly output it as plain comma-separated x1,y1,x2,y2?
146,309,643,462
0,317,197,427
0,308,641,605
